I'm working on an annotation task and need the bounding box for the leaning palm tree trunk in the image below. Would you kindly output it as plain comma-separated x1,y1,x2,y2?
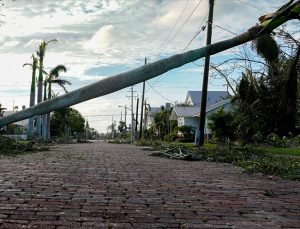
0,16,298,127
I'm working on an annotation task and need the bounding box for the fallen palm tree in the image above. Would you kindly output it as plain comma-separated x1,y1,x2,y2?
0,1,299,127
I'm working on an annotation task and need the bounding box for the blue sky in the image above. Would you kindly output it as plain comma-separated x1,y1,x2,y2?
0,0,296,132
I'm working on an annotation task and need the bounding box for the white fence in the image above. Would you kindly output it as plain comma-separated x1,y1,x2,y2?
2,135,27,141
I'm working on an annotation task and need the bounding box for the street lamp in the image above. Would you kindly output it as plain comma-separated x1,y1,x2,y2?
118,105,127,127
118,105,129,127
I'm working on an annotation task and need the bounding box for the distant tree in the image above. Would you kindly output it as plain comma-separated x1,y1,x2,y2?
69,108,85,134
153,106,171,140
118,121,127,133
50,107,84,138
86,127,100,140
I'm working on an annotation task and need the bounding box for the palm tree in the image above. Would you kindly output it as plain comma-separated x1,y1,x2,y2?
36,39,57,138
45,65,70,140
23,55,38,139
0,1,299,127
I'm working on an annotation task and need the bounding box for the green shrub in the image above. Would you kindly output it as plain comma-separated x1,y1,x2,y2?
266,133,285,147
164,132,178,142
208,108,235,141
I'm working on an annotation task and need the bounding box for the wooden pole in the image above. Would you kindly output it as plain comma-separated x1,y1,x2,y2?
139,58,147,139
198,0,214,147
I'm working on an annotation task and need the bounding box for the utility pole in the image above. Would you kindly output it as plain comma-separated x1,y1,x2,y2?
198,0,214,147
139,57,147,139
126,87,137,142
135,98,139,140
131,86,134,142
85,119,88,140
124,105,127,131
111,115,115,139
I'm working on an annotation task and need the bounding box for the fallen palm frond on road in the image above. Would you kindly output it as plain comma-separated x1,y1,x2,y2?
0,135,49,156
147,144,300,181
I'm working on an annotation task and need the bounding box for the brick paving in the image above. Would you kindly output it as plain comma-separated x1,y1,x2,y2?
0,141,299,229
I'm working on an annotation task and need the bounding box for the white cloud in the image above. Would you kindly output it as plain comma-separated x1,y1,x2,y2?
2,40,20,48
25,39,43,48
85,25,115,52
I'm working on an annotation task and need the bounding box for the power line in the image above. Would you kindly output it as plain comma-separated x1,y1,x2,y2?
146,81,175,103
161,0,204,54
152,5,208,89
83,114,120,117
160,0,190,49
214,24,238,35
235,0,268,13
181,12,208,52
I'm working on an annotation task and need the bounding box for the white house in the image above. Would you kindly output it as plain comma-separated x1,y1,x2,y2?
170,91,231,138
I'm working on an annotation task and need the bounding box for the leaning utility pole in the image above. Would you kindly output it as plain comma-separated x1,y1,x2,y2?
139,57,147,139
198,0,214,147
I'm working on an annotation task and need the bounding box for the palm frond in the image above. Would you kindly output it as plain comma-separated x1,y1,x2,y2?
258,0,300,36
23,63,32,67
37,39,58,59
50,79,71,93
49,65,67,78
43,69,49,76
46,39,58,45
51,91,60,98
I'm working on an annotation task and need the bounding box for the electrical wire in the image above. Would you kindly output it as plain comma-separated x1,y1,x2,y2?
161,0,204,54
83,114,120,117
214,24,238,35
160,0,190,49
148,5,208,97
235,0,268,13
181,12,208,53
146,81,175,103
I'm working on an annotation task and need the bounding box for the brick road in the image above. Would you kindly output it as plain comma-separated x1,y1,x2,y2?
0,141,299,228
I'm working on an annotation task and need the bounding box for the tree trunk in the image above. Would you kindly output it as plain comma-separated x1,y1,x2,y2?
36,56,44,138
46,83,52,140
0,23,296,126
42,82,47,140
27,64,36,139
